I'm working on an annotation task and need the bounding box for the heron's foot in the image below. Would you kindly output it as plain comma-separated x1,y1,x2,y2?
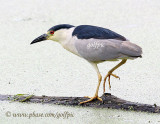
103,72,120,93
79,95,102,104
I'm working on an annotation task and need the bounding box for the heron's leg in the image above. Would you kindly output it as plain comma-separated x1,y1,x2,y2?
103,59,127,93
79,63,102,104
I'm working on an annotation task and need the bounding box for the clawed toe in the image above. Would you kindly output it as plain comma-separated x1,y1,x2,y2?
79,96,102,104
103,73,120,93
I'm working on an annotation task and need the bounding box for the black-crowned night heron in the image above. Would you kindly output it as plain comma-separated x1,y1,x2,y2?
31,24,142,104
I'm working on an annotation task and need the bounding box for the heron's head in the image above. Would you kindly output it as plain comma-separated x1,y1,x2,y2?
30,24,74,44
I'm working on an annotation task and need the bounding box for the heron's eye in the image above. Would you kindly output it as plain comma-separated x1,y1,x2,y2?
50,31,54,34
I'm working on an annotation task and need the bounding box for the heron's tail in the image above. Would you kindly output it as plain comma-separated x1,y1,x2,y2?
120,41,142,58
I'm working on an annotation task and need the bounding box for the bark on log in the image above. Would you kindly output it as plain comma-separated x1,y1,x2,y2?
0,93,159,113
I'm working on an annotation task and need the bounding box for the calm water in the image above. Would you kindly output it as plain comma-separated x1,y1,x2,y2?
0,0,160,123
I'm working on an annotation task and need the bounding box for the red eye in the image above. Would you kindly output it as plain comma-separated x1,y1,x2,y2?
50,31,54,34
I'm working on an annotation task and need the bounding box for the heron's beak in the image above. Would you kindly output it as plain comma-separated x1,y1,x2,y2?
30,34,48,44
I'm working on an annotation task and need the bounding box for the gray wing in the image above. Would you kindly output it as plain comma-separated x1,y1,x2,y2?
74,38,142,62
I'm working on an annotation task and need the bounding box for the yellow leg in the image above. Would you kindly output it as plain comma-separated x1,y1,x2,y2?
103,59,127,93
79,74,102,104
79,63,102,104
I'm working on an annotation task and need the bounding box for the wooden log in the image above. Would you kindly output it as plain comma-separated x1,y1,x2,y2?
0,93,159,113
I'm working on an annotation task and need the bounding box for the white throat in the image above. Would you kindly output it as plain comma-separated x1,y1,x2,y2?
54,27,80,56
56,27,75,44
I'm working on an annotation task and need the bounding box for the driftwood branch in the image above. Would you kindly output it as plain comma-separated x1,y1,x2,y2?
0,93,159,113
